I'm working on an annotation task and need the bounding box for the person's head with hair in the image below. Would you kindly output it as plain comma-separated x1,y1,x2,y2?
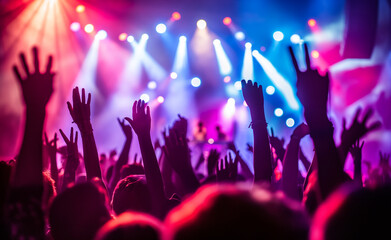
165,184,309,240
95,211,164,240
111,175,151,215
49,181,111,240
42,170,57,214
310,184,391,240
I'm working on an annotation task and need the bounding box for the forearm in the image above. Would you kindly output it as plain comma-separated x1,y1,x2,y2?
109,139,130,197
299,147,311,171
353,160,363,187
80,130,102,180
50,154,59,188
282,138,300,200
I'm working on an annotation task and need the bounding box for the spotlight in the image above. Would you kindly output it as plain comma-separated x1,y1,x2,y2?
223,76,231,83
234,31,245,41
308,19,317,27
141,34,149,40
157,96,165,103
197,19,207,29
286,118,295,127
179,36,187,42
234,81,242,90
245,42,252,48
170,72,178,79
290,34,301,44
266,86,275,95
311,50,319,59
171,12,181,21
70,22,81,32
252,50,259,56
213,39,221,45
84,24,94,33
140,93,150,103
75,5,85,13
228,98,235,105
274,108,283,117
127,35,134,43
118,33,128,41
95,30,107,40
223,17,232,26
156,23,167,34
147,81,157,89
273,31,284,41
208,138,215,144
191,77,201,87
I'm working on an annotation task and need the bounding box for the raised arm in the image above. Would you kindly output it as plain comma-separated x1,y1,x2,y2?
241,80,272,183
67,87,102,181
59,128,80,192
44,133,59,189
349,140,364,187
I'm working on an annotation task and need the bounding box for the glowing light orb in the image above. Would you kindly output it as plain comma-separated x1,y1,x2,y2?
157,96,165,103
235,31,245,41
179,36,187,42
260,46,266,52
252,50,259,56
290,34,301,44
156,23,167,34
172,12,181,21
70,22,81,32
118,33,128,41
191,77,201,87
95,30,107,40
308,19,317,27
274,108,283,117
208,138,215,144
286,118,295,127
311,50,320,59
245,42,252,48
127,35,134,43
213,39,221,45
273,31,284,41
84,24,94,33
75,5,85,13
170,72,178,79
266,86,275,95
197,19,207,29
141,34,149,40
223,76,231,83
140,94,150,103
234,81,242,90
147,81,157,89
223,17,232,25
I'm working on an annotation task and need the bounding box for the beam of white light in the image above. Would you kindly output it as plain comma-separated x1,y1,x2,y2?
213,39,232,76
172,36,189,79
252,50,300,110
241,43,254,80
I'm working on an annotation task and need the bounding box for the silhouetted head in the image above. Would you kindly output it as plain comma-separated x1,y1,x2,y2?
120,164,145,178
95,212,163,240
165,184,309,240
49,181,111,240
311,184,391,240
112,175,151,215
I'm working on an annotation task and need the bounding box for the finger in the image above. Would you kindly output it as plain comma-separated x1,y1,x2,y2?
254,82,258,88
360,141,365,149
342,118,346,131
146,106,150,117
304,43,311,70
124,117,133,127
82,88,86,104
19,53,30,76
87,93,91,106
33,47,39,73
13,66,23,83
75,131,78,145
117,117,122,126
53,133,57,148
271,128,274,137
46,55,53,74
67,102,75,120
288,46,300,73
132,101,137,118
73,87,81,106
59,129,70,144
225,156,228,168
44,132,49,145
362,108,374,123
70,127,74,142
241,79,246,88
368,121,381,132
354,108,362,122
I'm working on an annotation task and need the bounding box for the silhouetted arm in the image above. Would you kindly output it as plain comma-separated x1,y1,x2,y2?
45,133,59,189
349,140,364,187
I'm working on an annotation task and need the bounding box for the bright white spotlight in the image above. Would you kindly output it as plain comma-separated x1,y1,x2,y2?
157,96,165,103
95,30,107,40
156,23,167,34
228,98,235,105
274,108,283,117
242,43,254,81
141,33,149,40
213,39,232,76
213,39,221,45
84,24,94,33
266,86,275,95
191,77,201,87
208,138,215,144
235,31,245,41
179,36,187,41
223,97,236,118
286,118,295,127
290,34,301,44
70,22,81,32
147,81,157,89
127,35,134,43
252,50,259,56
170,72,178,79
140,93,150,103
245,42,252,48
197,19,207,29
234,81,242,90
273,31,284,41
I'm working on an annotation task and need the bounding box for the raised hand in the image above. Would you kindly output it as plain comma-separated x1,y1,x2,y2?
269,128,286,163
216,152,238,182
172,114,188,138
118,117,133,140
349,140,364,163
289,43,329,111
241,80,265,120
207,149,220,176
379,152,390,170
125,100,151,137
59,128,80,172
44,133,58,163
292,123,310,139
13,47,54,110
67,87,91,132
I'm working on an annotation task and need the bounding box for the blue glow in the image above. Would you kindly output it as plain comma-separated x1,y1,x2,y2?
273,31,284,41
213,39,233,76
286,118,295,127
235,31,245,41
156,23,167,34
191,77,201,87
172,36,189,78
274,108,283,117
242,41,254,81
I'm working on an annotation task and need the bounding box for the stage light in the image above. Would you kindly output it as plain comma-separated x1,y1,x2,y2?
208,138,215,144
266,86,275,95
274,108,283,117
290,34,301,44
242,43,253,81
157,96,165,103
223,17,232,25
84,24,94,33
286,118,295,127
140,93,150,103
223,97,236,118
172,12,181,21
273,31,284,41
95,30,107,40
76,5,85,13
311,50,319,59
235,31,245,41
179,36,187,42
70,22,81,32
213,39,232,76
228,98,235,105
127,35,134,43
156,23,167,34
213,39,221,45
197,19,207,29
118,33,128,41
245,42,252,48
141,34,149,40
170,72,178,79
191,77,201,87
252,50,259,56
308,19,317,27
148,81,157,89
224,76,231,83
234,81,242,90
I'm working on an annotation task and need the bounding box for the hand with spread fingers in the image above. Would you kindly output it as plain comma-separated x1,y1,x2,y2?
125,100,151,137
59,127,80,172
